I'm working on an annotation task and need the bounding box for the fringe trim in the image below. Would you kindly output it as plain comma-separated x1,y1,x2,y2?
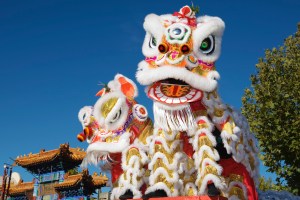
153,102,196,131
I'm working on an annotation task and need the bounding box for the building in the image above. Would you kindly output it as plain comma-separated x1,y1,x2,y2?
8,143,108,200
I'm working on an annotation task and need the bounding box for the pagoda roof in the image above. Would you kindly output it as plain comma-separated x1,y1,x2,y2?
54,169,108,195
8,180,34,197
14,143,86,174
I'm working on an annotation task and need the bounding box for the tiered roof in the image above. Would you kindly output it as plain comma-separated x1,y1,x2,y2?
8,180,34,198
54,169,108,196
14,143,86,174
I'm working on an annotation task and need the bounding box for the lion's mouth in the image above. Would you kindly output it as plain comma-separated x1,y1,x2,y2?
160,78,189,86
148,78,203,104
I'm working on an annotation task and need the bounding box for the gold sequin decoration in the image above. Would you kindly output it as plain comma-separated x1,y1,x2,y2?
101,98,118,118
126,148,141,165
229,174,244,182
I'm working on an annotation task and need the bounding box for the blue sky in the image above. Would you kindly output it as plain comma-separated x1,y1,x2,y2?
0,0,299,184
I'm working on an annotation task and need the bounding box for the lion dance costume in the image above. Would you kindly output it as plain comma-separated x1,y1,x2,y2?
136,5,259,200
77,5,260,200
79,74,153,199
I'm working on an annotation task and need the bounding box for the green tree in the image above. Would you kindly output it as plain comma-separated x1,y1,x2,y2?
242,23,300,195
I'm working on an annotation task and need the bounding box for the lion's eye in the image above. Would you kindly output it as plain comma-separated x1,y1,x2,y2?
199,35,215,54
110,110,121,123
149,36,157,48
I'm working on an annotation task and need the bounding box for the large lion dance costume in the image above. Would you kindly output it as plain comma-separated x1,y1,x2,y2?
77,5,260,200
136,5,259,200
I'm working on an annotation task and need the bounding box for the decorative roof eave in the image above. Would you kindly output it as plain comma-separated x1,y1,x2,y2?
14,143,86,168
54,170,108,192
8,180,34,196
92,172,109,187
53,174,82,190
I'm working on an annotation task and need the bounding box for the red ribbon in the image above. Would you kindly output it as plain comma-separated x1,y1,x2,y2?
173,12,197,27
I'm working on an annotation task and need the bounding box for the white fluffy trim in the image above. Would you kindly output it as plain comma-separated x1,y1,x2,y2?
86,132,131,154
197,158,223,178
193,145,220,167
136,61,220,92
198,174,226,195
228,181,247,200
148,152,183,170
153,127,180,141
149,136,181,155
142,14,164,58
193,15,225,64
149,167,180,185
121,145,148,170
108,74,138,98
192,128,217,150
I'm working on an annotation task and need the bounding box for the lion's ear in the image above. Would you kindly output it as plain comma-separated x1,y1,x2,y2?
114,74,138,98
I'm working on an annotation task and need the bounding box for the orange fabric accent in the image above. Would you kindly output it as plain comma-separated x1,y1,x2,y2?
96,88,106,96
219,158,258,200
118,76,135,98
77,132,86,142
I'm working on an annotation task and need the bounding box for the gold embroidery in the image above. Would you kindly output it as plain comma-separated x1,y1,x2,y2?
101,98,118,118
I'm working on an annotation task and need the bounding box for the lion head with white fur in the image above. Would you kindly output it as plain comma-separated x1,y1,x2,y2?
136,5,225,131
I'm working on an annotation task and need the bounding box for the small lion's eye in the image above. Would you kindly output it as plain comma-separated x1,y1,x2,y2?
199,35,215,54
149,36,157,48
83,113,86,120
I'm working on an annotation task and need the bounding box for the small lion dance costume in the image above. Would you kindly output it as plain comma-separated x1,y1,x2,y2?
78,74,153,199
136,6,259,200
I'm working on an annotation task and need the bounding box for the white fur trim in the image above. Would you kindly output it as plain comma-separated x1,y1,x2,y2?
193,145,220,168
148,136,181,155
85,132,131,154
193,16,225,63
136,61,219,92
108,74,138,98
149,167,179,185
148,152,183,170
142,14,164,57
78,106,93,128
192,128,217,150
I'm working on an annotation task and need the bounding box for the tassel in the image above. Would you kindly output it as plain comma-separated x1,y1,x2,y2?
153,102,196,131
